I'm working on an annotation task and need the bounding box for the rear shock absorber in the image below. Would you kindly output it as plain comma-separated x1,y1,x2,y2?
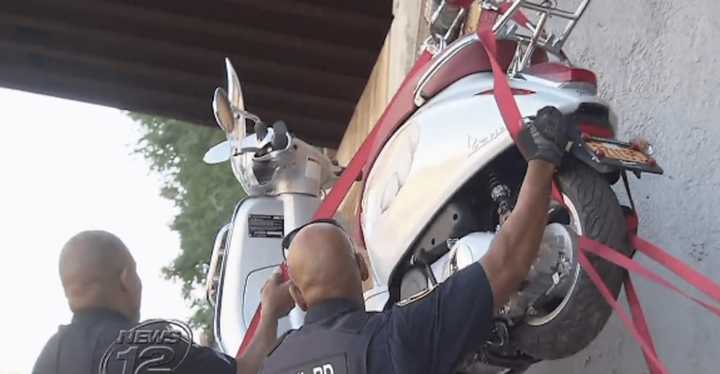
488,172,512,225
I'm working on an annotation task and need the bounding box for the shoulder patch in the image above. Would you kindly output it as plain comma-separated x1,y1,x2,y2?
395,286,437,307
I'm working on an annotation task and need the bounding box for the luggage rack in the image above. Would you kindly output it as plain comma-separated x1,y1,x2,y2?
489,0,592,75
423,1,592,75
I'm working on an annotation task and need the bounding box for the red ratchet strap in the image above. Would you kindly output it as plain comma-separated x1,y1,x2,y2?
581,236,720,317
623,275,659,373
476,28,668,374
576,251,665,373
497,2,532,28
478,24,720,374
580,235,720,374
632,236,720,304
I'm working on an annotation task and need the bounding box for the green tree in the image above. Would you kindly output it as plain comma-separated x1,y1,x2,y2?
131,113,245,340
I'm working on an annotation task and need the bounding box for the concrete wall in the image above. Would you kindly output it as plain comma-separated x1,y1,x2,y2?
529,1,720,373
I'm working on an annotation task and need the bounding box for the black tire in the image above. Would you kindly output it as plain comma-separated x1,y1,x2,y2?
511,159,632,360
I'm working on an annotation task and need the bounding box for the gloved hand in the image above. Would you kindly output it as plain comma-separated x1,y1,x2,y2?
519,106,573,167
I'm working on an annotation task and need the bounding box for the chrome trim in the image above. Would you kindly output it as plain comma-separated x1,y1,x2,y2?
515,9,548,72
206,223,231,308
491,0,526,33
413,33,481,107
213,199,244,353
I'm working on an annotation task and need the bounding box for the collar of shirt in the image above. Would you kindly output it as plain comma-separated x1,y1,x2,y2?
304,298,363,325
71,307,130,325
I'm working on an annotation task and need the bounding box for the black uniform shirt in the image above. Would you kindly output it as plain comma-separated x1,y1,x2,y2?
282,261,494,374
33,308,237,374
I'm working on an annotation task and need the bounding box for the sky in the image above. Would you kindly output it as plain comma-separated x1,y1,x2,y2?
0,88,194,374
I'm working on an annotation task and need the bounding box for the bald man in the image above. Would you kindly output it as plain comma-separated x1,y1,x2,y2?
259,107,572,374
33,230,294,374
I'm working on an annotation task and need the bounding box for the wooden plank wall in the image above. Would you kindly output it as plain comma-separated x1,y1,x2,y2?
334,0,428,289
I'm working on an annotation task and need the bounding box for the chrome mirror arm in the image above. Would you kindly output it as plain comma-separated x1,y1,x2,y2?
233,108,262,126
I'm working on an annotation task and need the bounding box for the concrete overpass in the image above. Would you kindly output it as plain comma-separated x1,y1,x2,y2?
0,0,392,147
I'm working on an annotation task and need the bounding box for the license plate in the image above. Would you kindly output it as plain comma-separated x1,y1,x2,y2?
583,138,663,174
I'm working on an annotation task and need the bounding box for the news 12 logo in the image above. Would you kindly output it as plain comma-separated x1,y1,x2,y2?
99,319,193,374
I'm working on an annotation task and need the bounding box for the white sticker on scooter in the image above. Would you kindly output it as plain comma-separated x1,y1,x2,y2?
248,214,284,238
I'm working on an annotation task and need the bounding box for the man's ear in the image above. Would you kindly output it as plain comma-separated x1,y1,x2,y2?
119,267,131,292
355,252,369,282
119,265,141,295
288,282,308,311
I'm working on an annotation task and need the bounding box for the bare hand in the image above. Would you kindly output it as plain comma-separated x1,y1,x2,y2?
260,270,294,320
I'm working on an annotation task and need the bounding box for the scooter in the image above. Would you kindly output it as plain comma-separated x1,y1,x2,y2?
204,1,663,372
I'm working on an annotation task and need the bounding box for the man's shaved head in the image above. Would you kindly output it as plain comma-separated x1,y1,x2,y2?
286,223,368,310
59,230,142,322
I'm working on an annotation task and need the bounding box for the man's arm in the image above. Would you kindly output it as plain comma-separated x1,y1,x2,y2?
481,106,571,309
236,271,294,374
480,160,554,308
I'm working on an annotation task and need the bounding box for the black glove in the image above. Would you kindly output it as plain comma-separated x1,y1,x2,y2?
518,106,572,167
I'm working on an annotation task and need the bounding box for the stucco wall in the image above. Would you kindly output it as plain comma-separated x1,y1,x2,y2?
528,1,720,373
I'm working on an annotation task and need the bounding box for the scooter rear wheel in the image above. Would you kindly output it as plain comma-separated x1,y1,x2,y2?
510,159,632,360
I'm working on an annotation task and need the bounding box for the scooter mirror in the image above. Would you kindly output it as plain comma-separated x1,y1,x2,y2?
203,140,232,164
225,58,245,112
213,88,235,133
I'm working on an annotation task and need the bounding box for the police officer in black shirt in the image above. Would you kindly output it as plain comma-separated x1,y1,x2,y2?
259,107,572,374
33,230,295,374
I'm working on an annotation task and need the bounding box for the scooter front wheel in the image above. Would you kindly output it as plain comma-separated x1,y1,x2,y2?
510,159,632,360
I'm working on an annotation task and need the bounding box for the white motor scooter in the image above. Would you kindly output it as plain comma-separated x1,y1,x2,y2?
205,1,663,372
203,61,340,354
